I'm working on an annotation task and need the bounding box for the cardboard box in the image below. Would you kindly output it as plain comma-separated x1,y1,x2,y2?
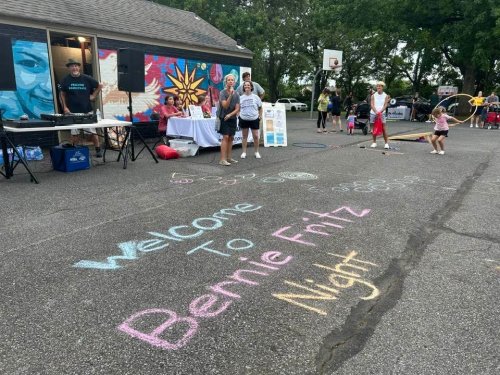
50,145,90,172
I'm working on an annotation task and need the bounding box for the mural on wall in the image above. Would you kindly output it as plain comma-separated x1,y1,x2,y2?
98,49,240,121
0,40,55,120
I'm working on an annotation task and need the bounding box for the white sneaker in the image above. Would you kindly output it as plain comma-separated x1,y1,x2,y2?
438,150,445,155
255,152,261,159
430,150,438,154
384,143,390,149
370,143,377,148
475,124,478,128
470,124,473,128
240,152,246,159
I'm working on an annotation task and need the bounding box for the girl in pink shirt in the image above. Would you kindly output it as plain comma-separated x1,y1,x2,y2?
430,107,461,155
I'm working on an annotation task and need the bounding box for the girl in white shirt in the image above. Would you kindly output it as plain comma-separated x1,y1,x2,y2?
238,81,263,159
370,81,391,149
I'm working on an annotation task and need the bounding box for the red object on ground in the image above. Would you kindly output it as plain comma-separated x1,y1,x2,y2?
155,145,179,160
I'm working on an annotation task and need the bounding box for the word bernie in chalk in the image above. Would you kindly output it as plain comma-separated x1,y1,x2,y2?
73,203,262,270
117,250,293,350
272,206,371,247
273,251,379,315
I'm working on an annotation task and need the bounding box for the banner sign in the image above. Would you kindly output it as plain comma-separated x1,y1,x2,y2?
262,103,287,147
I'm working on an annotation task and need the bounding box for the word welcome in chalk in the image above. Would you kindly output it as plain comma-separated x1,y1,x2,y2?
117,250,293,350
73,203,262,270
272,206,371,246
273,251,379,315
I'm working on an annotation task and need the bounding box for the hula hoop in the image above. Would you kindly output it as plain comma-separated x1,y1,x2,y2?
434,93,476,125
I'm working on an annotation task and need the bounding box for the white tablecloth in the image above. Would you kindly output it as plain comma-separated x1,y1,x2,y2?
4,119,131,132
167,117,253,147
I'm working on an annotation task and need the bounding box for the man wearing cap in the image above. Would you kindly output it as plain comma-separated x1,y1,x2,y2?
60,59,103,157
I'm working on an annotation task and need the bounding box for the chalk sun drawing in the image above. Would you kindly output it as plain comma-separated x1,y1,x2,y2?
279,172,318,180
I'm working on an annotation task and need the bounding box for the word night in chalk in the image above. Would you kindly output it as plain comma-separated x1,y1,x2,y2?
272,251,379,315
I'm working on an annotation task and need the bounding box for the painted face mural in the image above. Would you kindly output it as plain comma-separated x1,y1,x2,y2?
99,49,240,121
0,40,54,119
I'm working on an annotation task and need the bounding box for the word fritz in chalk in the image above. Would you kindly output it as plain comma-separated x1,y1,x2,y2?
272,206,371,246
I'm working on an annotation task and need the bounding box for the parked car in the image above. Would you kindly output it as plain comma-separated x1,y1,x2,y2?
276,98,308,112
388,96,414,108
389,96,430,109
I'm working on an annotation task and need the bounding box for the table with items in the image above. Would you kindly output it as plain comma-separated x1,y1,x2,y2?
1,119,132,183
167,117,253,147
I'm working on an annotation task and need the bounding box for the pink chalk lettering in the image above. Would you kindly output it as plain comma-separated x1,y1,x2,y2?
330,206,371,218
321,221,344,229
304,210,354,222
189,294,233,318
261,251,293,265
210,280,243,299
117,309,198,350
272,226,316,246
241,258,280,270
229,269,268,285
304,224,330,235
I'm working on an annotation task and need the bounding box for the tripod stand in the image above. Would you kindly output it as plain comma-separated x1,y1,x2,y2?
0,110,39,183
118,91,158,169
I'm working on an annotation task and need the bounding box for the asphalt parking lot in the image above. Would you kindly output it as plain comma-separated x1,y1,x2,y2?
1,112,499,374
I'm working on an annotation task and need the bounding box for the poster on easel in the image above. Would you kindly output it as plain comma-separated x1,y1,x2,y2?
262,102,287,147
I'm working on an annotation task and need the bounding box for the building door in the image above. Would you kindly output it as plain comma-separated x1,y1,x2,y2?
48,32,98,113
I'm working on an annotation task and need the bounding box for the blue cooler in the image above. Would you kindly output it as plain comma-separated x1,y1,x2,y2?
50,145,90,172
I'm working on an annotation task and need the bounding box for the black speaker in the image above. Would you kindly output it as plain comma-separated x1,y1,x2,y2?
0,36,17,91
117,48,145,93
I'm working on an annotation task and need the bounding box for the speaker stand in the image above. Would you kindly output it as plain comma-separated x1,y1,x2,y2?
0,111,39,183
117,91,158,169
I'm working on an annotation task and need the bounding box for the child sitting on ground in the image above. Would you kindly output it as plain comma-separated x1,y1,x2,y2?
346,110,356,135
430,106,461,155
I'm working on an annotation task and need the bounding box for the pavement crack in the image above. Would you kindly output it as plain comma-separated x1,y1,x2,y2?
441,225,500,244
315,158,491,374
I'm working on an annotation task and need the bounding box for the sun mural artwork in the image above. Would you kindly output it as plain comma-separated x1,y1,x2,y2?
99,49,240,121
163,64,207,108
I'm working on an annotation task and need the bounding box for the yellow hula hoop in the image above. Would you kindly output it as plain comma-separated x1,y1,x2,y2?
434,93,477,124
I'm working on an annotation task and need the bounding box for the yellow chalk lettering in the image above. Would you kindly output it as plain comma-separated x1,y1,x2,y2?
272,280,339,316
327,251,379,267
328,273,380,300
314,263,362,278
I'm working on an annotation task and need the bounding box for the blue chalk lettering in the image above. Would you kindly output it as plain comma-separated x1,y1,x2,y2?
73,241,140,270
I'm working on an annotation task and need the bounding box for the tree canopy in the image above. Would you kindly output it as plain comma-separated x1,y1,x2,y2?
155,0,500,104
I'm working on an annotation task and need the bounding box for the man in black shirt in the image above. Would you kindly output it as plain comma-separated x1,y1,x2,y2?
60,59,103,157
